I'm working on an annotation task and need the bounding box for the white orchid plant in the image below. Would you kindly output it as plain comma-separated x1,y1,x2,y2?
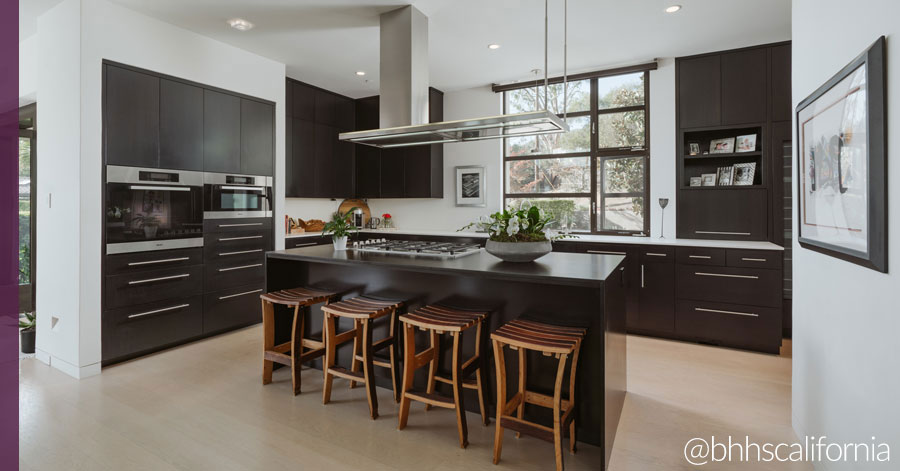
459,204,574,243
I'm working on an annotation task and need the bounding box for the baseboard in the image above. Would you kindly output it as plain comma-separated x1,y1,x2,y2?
47,355,101,379
35,348,51,365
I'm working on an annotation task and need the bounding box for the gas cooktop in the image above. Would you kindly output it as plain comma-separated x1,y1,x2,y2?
351,239,483,259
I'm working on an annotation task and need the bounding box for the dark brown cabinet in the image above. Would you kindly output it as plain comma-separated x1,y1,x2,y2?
159,79,203,171
290,118,316,197
203,89,242,174
770,44,792,122
105,64,160,167
677,188,768,240
677,55,721,129
637,248,675,333
721,48,768,125
240,99,275,176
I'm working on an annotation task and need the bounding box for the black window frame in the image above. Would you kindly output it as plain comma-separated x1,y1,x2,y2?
502,69,651,235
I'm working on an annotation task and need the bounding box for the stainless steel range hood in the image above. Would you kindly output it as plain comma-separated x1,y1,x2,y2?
339,5,569,149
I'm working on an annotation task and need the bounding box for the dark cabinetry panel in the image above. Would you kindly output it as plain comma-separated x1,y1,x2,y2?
203,284,266,334
675,300,781,353
315,89,337,125
721,48,768,125
678,55,721,128
105,65,160,167
159,79,203,170
291,119,316,197
203,90,241,173
241,99,275,176
380,149,406,198
636,247,675,333
770,44,792,122
677,189,768,240
102,296,203,363
292,82,316,121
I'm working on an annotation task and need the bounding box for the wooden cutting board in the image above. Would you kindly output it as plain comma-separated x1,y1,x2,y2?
338,199,371,225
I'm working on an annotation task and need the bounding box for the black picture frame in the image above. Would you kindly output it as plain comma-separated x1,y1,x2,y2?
795,36,888,273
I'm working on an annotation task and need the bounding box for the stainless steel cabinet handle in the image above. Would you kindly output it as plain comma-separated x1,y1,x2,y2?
128,303,190,319
218,249,264,256
695,230,751,236
218,263,263,272
641,264,645,288
218,235,264,241
129,185,191,192
218,289,263,300
291,242,317,248
587,250,626,255
128,273,190,285
688,255,712,259
741,257,767,262
218,222,264,228
694,272,759,280
695,307,759,318
221,186,264,192
646,252,667,257
127,256,190,266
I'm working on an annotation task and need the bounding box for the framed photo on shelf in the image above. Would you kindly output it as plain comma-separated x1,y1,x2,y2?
701,173,716,186
689,176,702,187
796,36,887,273
455,165,486,207
709,137,735,154
736,134,757,152
716,166,734,186
689,143,701,155
733,162,757,185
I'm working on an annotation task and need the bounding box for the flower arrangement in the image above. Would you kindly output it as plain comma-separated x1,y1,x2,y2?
382,213,392,220
382,213,393,229
459,205,573,243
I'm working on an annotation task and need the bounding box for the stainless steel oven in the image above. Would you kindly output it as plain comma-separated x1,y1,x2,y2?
203,172,273,219
105,166,204,254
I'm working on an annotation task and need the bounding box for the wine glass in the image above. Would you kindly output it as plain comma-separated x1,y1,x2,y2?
658,198,669,238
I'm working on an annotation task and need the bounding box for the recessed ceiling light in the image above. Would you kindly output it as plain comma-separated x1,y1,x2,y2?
488,44,501,50
665,5,682,13
228,18,254,31
356,71,366,76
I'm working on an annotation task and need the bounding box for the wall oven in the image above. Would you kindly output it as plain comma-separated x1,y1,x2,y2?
105,166,204,254
203,172,273,219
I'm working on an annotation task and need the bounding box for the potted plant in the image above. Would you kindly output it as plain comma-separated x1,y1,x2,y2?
460,205,572,262
19,312,35,354
323,207,358,250
132,214,160,239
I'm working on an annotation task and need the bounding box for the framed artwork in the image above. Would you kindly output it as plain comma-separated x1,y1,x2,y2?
709,137,735,154
701,173,716,186
689,177,702,187
733,162,757,186
796,36,887,273
689,143,701,155
716,166,734,186
735,134,757,153
455,165,486,207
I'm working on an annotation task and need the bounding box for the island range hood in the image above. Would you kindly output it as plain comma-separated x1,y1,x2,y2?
339,5,570,149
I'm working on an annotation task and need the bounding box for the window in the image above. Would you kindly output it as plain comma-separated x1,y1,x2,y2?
19,104,36,312
503,70,650,234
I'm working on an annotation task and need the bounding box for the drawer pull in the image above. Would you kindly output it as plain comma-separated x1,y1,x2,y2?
741,257,767,262
641,264,645,288
221,186,265,192
218,222,263,228
291,242,317,248
646,252,667,257
218,249,264,256
129,185,190,192
128,273,190,285
127,256,190,266
218,263,263,272
218,288,264,300
587,250,626,255
695,230,751,236
694,307,759,318
128,303,190,319
218,235,264,242
695,272,759,280
688,255,712,259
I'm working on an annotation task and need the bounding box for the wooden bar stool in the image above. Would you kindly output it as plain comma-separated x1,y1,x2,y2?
490,318,586,471
397,305,490,449
321,296,404,419
260,286,339,395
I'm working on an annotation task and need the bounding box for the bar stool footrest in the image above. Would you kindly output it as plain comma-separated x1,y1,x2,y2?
327,366,365,382
499,416,555,443
404,389,455,409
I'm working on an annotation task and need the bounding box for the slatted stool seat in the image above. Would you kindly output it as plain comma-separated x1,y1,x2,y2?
397,305,491,449
260,287,339,395
490,318,586,471
321,296,405,419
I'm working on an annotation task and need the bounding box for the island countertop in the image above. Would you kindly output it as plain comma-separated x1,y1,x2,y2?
268,245,625,288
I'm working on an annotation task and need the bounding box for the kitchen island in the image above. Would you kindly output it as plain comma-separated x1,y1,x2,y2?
266,245,627,467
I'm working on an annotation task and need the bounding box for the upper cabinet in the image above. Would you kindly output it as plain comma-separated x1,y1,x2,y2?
770,44,792,122
105,65,160,167
240,98,275,176
721,48,768,125
159,79,204,171
202,90,241,174
677,55,721,129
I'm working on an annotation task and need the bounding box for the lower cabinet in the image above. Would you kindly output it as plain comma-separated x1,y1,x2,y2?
203,284,265,334
636,247,675,333
675,300,781,353
102,296,203,363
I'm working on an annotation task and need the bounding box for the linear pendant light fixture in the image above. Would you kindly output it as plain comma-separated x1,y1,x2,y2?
339,0,570,149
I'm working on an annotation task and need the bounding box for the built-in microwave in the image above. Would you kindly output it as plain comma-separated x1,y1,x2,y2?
203,172,273,219
105,166,205,254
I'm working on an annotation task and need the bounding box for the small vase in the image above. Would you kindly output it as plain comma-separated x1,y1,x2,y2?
332,235,348,251
383,218,393,229
143,225,158,239
20,329,35,354
485,240,553,262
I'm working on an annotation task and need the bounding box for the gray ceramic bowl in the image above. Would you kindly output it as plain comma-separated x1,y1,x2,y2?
485,240,552,262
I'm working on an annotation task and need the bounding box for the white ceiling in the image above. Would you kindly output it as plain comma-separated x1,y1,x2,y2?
19,0,65,40
22,0,791,98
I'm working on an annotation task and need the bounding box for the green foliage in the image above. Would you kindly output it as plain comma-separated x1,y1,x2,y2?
459,204,575,242
322,207,358,239
131,214,160,227
19,312,35,331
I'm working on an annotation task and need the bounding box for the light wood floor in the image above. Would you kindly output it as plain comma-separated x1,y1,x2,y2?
19,328,807,470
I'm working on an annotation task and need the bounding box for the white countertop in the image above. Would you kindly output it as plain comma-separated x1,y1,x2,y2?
286,228,784,251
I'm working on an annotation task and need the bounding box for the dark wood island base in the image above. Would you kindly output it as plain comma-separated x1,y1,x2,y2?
266,246,627,469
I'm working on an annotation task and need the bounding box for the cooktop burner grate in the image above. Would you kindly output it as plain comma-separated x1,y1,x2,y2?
351,239,483,258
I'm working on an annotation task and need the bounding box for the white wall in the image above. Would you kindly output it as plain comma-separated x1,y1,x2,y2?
35,0,287,378
791,1,900,468
18,34,36,105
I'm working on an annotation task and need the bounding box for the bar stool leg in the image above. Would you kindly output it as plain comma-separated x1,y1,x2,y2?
474,320,490,426
290,305,305,395
362,318,379,420
389,309,401,403
322,312,337,405
449,331,469,448
515,348,526,438
398,322,416,430
568,345,581,454
349,319,362,389
552,353,569,471
262,300,275,385
425,330,440,411
492,340,506,465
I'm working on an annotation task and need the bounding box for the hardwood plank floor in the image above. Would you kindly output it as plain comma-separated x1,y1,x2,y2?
19,327,806,470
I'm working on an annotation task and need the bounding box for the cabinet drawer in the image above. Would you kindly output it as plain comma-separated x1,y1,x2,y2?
727,249,783,269
204,258,266,292
105,265,203,309
675,247,726,266
203,283,265,333
286,236,329,249
203,217,273,234
105,247,202,276
640,246,674,263
578,244,631,256
204,231,271,264
675,265,782,307
102,296,203,362
675,300,781,353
